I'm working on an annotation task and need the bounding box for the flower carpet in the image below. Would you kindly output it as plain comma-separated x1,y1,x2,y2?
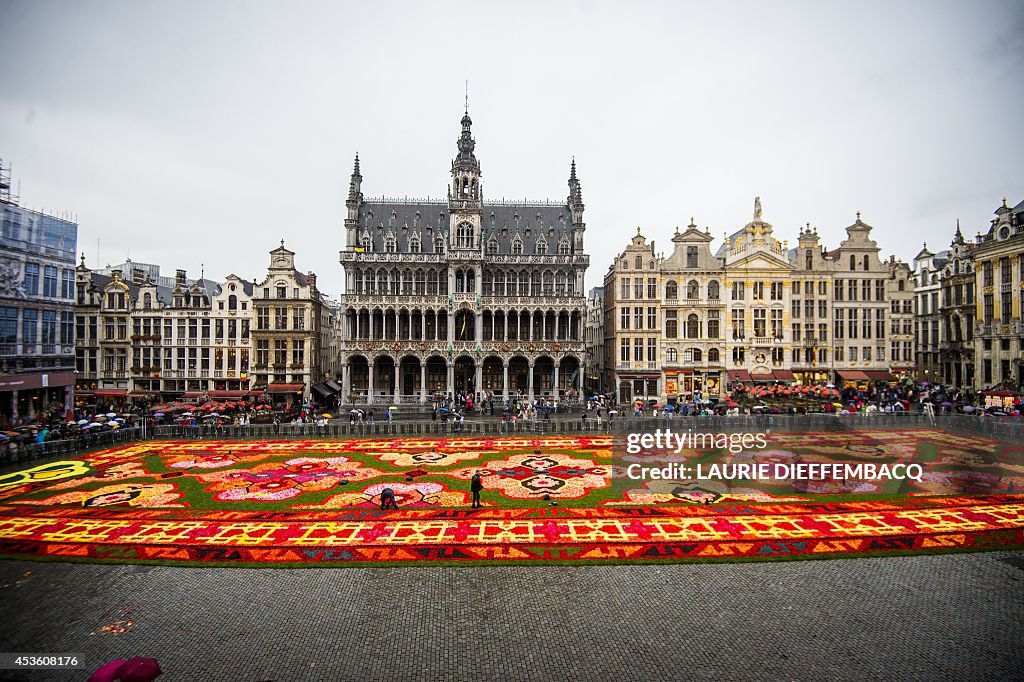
0,431,1022,567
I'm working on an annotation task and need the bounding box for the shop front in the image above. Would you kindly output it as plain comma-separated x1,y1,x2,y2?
617,374,659,405
0,371,76,424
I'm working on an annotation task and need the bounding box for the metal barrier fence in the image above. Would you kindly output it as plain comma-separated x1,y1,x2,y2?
146,412,1023,443
4,413,1020,469
1,427,148,467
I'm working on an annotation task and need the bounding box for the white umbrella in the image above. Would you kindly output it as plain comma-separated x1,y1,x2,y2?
77,419,88,425
88,422,105,428
181,412,194,417
106,412,117,418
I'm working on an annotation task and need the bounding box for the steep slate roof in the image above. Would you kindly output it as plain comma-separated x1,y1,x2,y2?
357,200,575,255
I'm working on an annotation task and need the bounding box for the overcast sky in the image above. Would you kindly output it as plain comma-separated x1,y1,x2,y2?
1,0,1022,295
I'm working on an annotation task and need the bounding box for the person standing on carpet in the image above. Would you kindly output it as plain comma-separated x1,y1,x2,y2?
380,487,399,510
470,471,483,508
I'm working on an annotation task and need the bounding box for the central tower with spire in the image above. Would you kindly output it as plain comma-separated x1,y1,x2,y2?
449,107,483,251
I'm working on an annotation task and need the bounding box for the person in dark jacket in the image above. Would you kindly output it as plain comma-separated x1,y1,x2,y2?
470,471,483,508
380,487,399,510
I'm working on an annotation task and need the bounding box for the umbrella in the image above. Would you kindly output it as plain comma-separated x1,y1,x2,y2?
963,405,976,413
181,412,193,417
106,412,117,418
77,419,88,425
941,402,953,408
114,657,162,682
88,422,105,428
663,404,675,412
152,412,165,417
322,413,333,418
608,410,619,415
388,406,398,410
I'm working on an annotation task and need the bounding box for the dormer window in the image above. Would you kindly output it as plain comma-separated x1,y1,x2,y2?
487,238,498,255
361,235,371,251
434,237,445,253
512,238,523,255
410,237,420,253
535,239,547,255
558,239,570,255
385,237,396,253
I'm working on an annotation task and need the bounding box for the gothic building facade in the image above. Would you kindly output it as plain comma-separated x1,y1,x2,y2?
337,111,589,404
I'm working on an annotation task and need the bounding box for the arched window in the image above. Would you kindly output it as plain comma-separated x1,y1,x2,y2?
687,280,700,299
708,348,720,363
558,239,570,255
805,249,813,270
707,280,720,299
409,237,420,253
512,238,523,255
850,255,856,271
142,293,152,310
649,260,656,270
487,238,498,254
434,236,445,253
692,348,703,362
634,255,642,269
535,238,547,255
862,255,869,270
466,269,476,293
228,295,237,310
456,222,474,249
385,238,396,253
687,314,699,338
666,348,677,363
362,235,372,251
665,281,678,299
542,271,554,296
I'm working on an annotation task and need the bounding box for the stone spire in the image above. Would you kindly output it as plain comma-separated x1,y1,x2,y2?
567,157,584,210
344,153,363,248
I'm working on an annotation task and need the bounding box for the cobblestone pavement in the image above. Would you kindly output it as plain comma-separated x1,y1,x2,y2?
1,553,1022,681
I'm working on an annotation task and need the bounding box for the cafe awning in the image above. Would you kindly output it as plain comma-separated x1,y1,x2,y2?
863,370,896,381
772,370,797,382
94,388,128,397
837,370,870,381
325,380,342,393
268,383,304,394
311,382,335,397
727,370,752,382
208,390,246,398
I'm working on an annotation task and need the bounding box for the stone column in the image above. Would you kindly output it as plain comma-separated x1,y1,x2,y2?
502,360,509,400
420,312,425,341
11,389,18,422
342,361,351,402
503,312,508,342
446,362,454,398
615,375,621,404
420,362,427,404
528,362,535,401
553,361,560,400
577,360,584,396
393,360,400,403
367,361,375,404
475,363,483,398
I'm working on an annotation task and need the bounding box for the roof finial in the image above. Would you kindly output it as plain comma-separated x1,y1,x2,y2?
280,238,285,247
80,252,85,266
856,210,861,221
465,79,469,114
754,196,762,220
636,225,641,235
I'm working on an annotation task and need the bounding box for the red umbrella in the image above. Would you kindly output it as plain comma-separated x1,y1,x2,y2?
114,657,162,682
